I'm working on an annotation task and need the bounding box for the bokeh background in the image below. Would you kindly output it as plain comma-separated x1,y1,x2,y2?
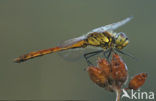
0,0,156,100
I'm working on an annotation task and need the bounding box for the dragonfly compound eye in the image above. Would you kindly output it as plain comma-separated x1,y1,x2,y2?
115,32,129,50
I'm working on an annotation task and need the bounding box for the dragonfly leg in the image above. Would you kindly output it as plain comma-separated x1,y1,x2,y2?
103,49,110,58
103,48,113,62
114,49,136,60
107,48,112,59
84,50,103,66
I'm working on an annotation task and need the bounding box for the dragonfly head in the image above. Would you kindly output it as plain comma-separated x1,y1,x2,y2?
115,32,129,50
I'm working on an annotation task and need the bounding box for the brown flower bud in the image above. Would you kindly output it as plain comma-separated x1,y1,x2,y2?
111,54,128,86
128,73,147,90
87,66,108,88
98,58,111,77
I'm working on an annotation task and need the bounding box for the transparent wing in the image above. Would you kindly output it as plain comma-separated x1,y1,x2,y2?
57,16,133,62
57,35,87,61
88,16,133,34
59,16,133,47
57,47,102,62
59,35,86,48
57,48,88,62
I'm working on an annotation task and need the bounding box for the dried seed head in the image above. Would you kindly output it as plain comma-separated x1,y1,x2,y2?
98,58,111,77
87,54,129,91
87,66,108,87
128,73,147,90
87,53,148,101
111,54,128,87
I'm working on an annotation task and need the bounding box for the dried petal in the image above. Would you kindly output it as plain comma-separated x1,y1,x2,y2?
98,58,111,77
88,66,108,87
111,54,128,86
128,73,147,90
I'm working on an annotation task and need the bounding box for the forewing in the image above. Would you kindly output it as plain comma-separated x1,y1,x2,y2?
88,16,133,34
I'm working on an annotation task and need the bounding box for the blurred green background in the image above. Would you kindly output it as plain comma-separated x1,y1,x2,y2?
0,0,156,100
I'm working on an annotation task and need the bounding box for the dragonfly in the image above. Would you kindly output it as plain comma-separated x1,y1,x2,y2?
14,16,133,65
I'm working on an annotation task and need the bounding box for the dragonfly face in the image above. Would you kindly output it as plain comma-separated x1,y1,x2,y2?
114,32,129,50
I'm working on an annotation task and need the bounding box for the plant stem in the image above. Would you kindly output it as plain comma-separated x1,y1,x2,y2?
115,88,121,101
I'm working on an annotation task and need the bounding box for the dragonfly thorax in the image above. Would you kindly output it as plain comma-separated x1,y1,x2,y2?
114,32,129,50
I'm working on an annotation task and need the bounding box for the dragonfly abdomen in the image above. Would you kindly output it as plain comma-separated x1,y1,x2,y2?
14,47,63,63
14,40,87,63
